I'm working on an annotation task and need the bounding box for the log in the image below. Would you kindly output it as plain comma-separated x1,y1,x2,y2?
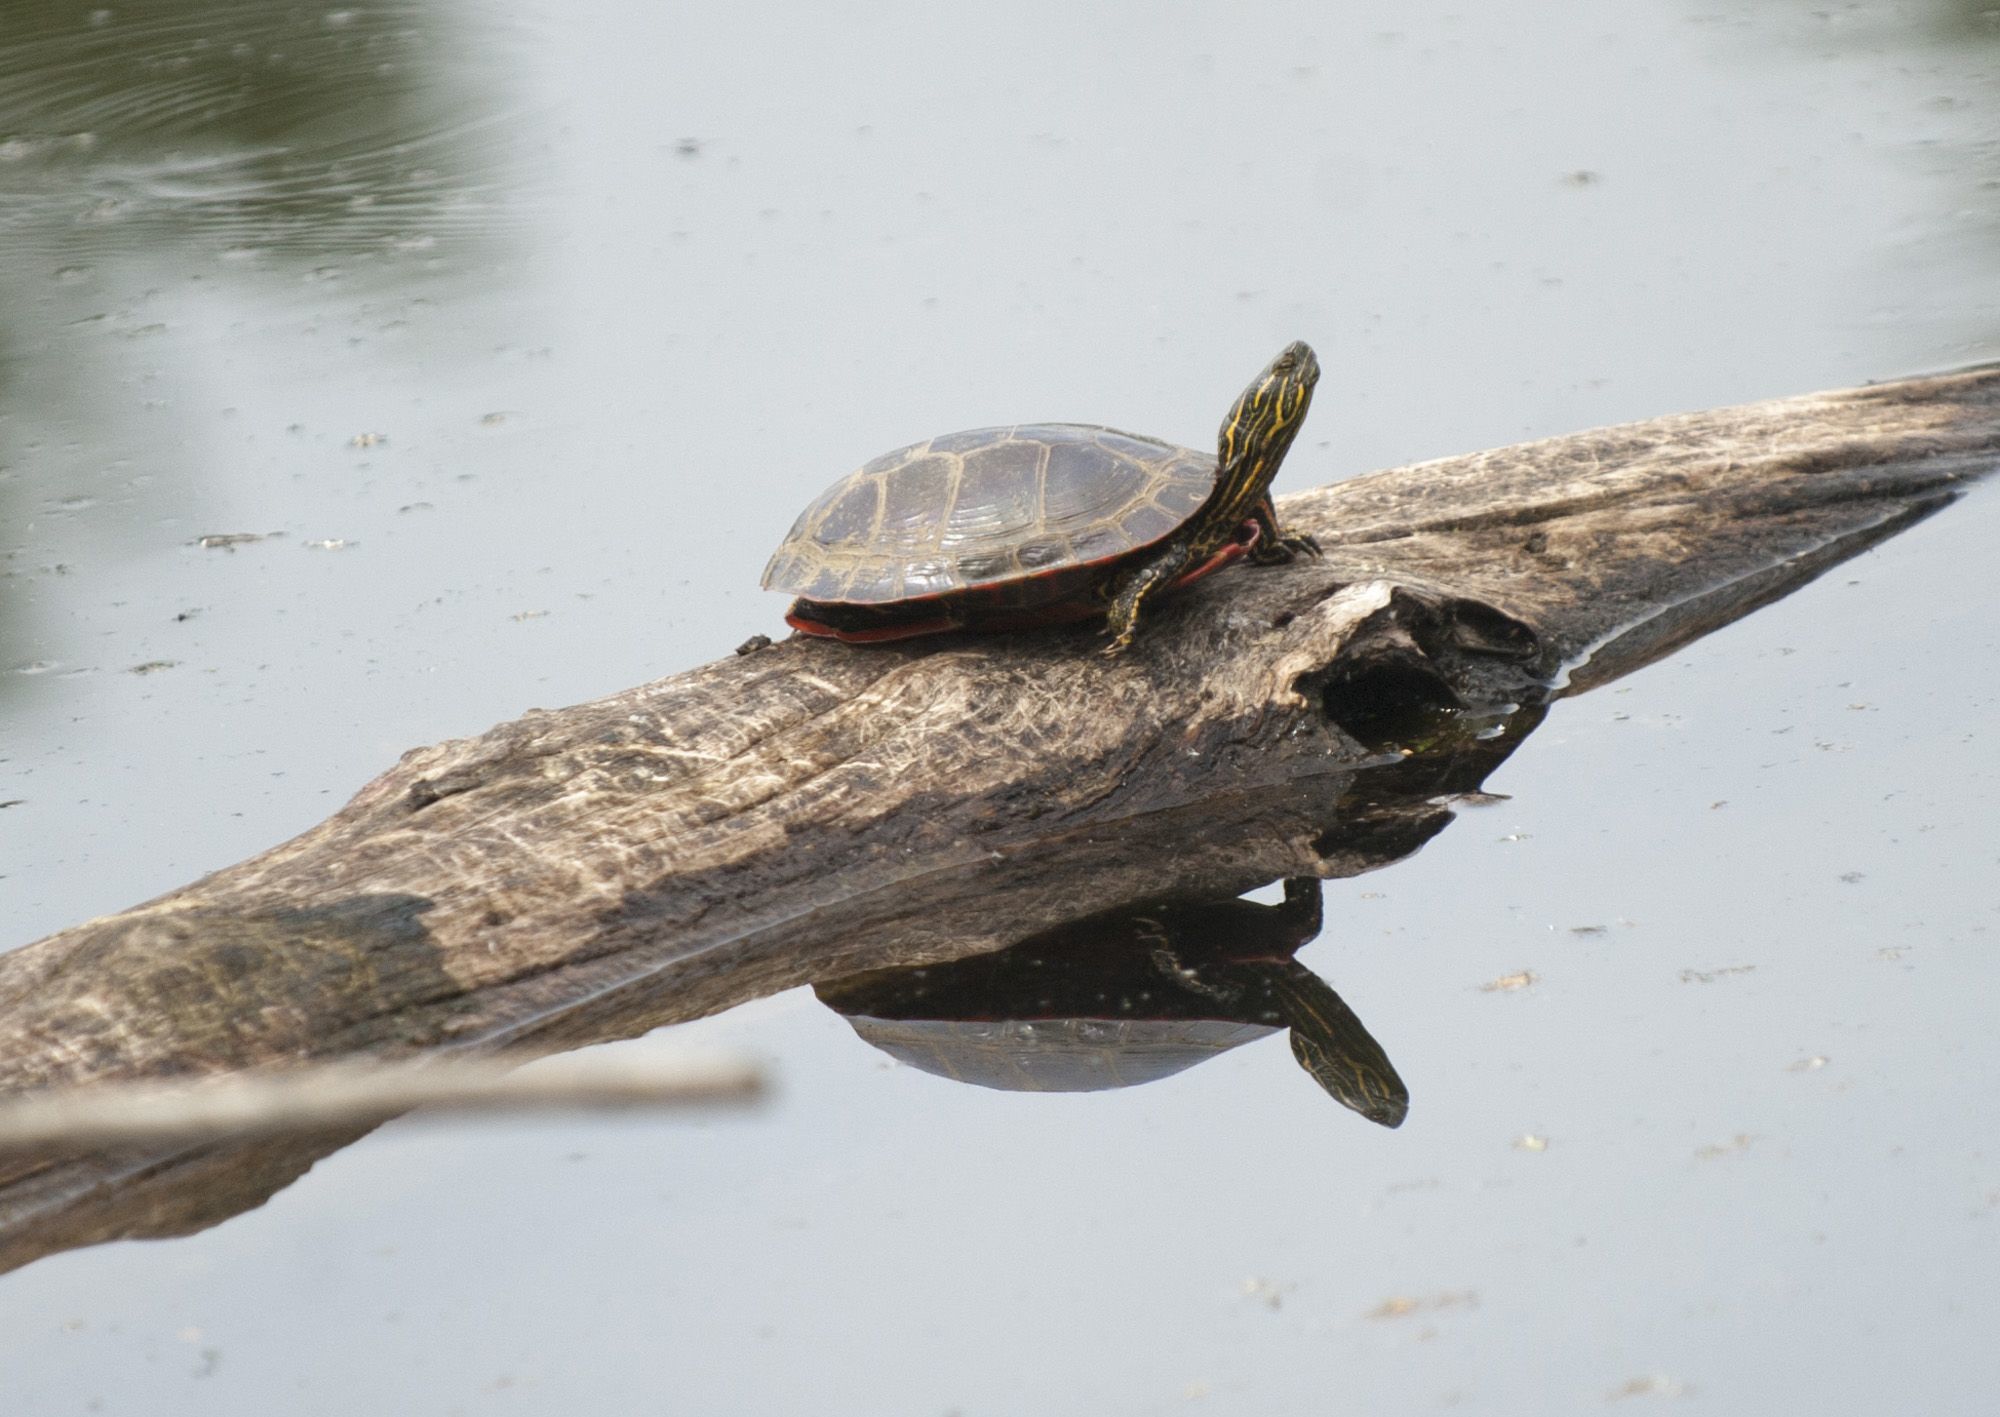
0,365,1994,1272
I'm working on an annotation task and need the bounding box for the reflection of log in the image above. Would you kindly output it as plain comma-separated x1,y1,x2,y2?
1,367,1995,1270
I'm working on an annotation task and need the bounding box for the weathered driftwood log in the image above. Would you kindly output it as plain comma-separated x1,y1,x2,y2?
0,366,1994,1271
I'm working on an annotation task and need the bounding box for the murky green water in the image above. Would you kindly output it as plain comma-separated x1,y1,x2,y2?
3,1,1997,1412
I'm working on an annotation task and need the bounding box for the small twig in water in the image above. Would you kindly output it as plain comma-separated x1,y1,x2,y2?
0,1052,766,1150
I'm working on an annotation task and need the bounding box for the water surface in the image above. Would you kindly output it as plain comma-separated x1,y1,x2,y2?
2,2,1996,1412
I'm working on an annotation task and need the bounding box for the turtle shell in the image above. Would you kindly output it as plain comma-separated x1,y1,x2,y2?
760,424,1217,608
839,1014,1279,1093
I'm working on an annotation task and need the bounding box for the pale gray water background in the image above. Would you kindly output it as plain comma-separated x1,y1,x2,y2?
2,1,1998,1412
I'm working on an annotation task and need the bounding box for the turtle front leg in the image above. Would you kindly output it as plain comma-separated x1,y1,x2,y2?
1100,540,1194,656
1247,494,1321,564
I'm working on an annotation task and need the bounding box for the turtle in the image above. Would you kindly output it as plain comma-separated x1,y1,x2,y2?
814,877,1408,1127
762,340,1323,654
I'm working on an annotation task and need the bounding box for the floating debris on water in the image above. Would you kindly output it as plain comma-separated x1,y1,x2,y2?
1480,970,1537,993
1679,965,1755,984
1514,1133,1549,1151
1608,1374,1689,1401
127,660,178,675
348,432,387,448
302,539,354,551
1366,1291,1478,1320
1238,1277,1294,1311
1694,1133,1755,1161
193,532,280,550
1786,1055,1829,1072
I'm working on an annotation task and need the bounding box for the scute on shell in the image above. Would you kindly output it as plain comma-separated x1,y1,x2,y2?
762,423,1218,604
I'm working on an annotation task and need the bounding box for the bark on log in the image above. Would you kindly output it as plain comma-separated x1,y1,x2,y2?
0,365,1995,1272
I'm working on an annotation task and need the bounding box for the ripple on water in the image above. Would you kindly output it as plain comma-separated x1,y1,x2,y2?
0,0,537,264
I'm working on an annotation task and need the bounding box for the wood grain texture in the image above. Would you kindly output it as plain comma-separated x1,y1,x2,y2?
0,365,1994,1270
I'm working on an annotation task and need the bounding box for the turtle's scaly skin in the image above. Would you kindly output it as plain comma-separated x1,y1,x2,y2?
763,342,1321,648
1097,341,1321,652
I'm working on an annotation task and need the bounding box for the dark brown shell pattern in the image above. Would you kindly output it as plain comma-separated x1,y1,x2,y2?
761,424,1218,605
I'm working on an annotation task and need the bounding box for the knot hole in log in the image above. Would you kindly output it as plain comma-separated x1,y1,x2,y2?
1284,583,1541,751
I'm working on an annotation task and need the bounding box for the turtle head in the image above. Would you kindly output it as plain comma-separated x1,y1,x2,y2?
1211,340,1320,521
1291,1028,1410,1128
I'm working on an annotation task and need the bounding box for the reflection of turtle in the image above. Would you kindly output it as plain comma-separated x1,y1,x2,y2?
762,342,1322,653
815,878,1407,1127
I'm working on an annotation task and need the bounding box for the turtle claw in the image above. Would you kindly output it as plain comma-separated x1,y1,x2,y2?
1250,532,1322,566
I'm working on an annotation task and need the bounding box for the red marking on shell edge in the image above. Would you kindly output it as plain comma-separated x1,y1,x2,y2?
785,607,957,643
785,519,1262,644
